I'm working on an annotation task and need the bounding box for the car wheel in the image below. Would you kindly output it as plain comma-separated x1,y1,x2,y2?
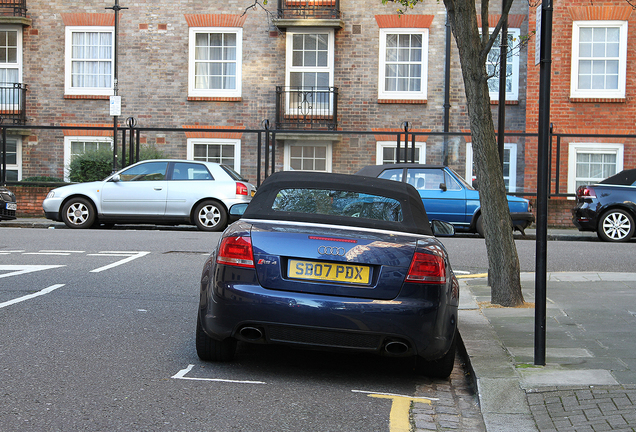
196,315,236,361
475,215,485,238
61,197,96,229
415,330,457,379
597,209,635,242
194,200,227,232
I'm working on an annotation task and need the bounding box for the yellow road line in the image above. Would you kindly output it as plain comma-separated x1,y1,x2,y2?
369,394,432,432
456,273,488,279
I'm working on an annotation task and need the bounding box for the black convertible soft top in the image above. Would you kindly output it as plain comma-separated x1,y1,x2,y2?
243,171,433,235
599,168,636,186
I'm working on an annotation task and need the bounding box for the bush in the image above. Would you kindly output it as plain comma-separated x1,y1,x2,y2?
67,146,167,182
22,176,65,182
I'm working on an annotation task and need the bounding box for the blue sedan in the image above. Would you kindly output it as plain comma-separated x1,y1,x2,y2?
196,171,459,377
356,164,535,236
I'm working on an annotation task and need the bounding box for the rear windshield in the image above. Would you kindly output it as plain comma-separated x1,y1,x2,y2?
221,164,247,181
272,188,403,222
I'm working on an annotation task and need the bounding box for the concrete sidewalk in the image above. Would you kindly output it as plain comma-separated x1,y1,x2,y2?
459,272,636,432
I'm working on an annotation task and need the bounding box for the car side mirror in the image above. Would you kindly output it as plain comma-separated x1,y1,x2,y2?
430,220,455,237
228,203,249,223
110,174,121,182
439,183,447,192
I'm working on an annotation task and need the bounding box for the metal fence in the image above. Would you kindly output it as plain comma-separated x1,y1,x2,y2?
276,0,340,20
0,0,27,17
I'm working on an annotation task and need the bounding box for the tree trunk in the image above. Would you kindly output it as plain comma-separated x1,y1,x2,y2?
444,0,524,306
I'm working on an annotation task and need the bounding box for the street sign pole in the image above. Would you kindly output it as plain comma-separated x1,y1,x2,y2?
535,0,553,366
107,0,127,172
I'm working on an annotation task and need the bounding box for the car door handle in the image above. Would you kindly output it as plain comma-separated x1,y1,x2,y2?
154,187,163,191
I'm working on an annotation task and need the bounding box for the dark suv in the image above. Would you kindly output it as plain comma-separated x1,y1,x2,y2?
1,186,17,221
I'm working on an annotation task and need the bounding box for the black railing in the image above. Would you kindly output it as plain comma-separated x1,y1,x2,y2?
277,0,340,19
0,0,27,17
0,83,27,125
276,86,338,130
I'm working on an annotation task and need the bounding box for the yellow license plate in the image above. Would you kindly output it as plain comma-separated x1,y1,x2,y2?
251,190,255,197
288,260,371,285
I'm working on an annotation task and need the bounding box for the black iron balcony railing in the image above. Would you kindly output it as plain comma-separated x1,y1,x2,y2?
0,0,27,17
277,0,340,20
0,83,28,125
276,86,338,130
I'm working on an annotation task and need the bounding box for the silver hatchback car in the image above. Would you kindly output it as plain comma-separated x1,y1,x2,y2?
42,159,256,231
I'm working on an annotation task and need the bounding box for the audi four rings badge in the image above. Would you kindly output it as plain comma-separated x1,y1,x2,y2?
318,246,346,256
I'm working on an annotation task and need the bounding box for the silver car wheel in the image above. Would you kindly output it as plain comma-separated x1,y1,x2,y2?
67,203,89,225
599,210,634,242
198,204,221,227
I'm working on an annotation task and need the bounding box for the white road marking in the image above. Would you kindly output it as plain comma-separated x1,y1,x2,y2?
23,250,86,256
89,251,150,273
0,265,66,279
0,284,65,309
171,364,267,385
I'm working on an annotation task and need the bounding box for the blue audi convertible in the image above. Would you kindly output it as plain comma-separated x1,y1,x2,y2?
196,171,459,377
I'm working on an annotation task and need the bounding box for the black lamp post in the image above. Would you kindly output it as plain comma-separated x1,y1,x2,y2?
106,0,128,172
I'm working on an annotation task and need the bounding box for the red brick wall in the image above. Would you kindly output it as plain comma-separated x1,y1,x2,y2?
12,186,51,217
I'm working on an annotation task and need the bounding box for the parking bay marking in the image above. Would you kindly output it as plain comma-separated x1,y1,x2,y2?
0,284,65,309
172,364,267,385
88,251,151,273
352,390,437,432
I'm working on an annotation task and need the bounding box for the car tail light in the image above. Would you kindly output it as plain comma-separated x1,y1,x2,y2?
576,186,596,199
236,182,249,196
406,252,446,283
217,235,254,268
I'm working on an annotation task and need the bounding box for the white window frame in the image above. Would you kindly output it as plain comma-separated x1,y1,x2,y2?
186,138,241,171
485,28,520,101
285,28,335,115
3,136,22,181
466,142,517,192
284,140,332,172
0,25,22,83
570,21,628,99
64,26,114,96
376,141,426,164
63,136,113,181
378,28,428,100
567,142,624,194
188,27,243,98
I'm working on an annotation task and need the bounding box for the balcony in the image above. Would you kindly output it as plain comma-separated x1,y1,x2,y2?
276,86,338,130
0,83,28,125
274,0,343,28
0,0,27,17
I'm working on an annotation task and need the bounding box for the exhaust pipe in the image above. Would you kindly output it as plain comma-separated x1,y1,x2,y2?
239,326,264,341
384,340,409,355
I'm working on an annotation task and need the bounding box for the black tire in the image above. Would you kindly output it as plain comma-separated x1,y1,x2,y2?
475,215,485,238
196,315,236,362
415,330,457,379
61,197,96,229
597,209,635,242
193,200,227,232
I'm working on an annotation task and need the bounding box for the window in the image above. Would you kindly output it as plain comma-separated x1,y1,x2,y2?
284,141,332,172
65,26,114,96
285,29,334,114
570,21,627,99
119,161,167,181
466,143,517,192
63,136,113,181
172,162,213,180
187,138,241,171
568,143,624,193
2,137,21,181
189,27,242,98
378,29,428,100
486,28,520,101
376,141,426,164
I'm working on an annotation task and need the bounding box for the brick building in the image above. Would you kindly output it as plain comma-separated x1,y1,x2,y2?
2,0,532,195
525,1,636,224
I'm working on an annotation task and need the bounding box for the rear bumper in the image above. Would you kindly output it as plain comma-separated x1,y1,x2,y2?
511,211,535,229
572,207,597,232
199,277,457,361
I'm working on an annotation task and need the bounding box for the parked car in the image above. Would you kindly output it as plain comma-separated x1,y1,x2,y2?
356,164,535,236
572,168,636,242
1,185,17,221
196,171,459,377
42,159,256,231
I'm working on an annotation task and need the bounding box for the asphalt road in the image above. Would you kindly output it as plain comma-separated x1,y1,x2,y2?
0,227,431,431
